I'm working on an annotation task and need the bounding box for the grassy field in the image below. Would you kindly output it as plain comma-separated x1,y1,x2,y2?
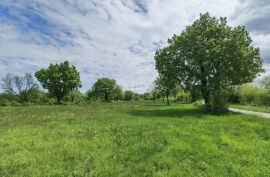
230,104,270,114
0,102,270,177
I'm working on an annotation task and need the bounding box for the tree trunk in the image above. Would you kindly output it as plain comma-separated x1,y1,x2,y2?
166,94,170,106
201,88,211,110
56,96,61,105
104,92,109,102
201,76,211,111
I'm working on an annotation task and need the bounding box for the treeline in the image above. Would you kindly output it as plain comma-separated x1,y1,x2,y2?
0,61,192,106
1,13,267,112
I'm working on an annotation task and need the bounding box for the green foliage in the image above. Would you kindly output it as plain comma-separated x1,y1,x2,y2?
157,13,263,113
35,61,81,104
154,75,176,105
27,88,52,104
234,84,270,106
88,77,123,102
0,102,270,176
175,90,192,103
63,90,87,105
142,92,152,100
112,85,123,101
260,75,270,91
0,91,19,102
0,92,20,106
155,47,178,104
124,90,134,101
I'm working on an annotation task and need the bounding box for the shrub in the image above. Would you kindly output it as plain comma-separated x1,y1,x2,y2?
9,101,21,106
176,90,192,103
0,99,10,106
210,90,228,114
232,84,270,107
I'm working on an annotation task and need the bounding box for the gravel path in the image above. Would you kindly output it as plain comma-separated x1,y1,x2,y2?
229,108,270,119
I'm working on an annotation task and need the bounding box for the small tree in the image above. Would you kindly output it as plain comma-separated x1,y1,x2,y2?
124,90,134,101
155,46,178,105
89,77,122,102
0,73,37,102
154,74,176,105
260,76,270,92
35,61,81,104
158,13,263,113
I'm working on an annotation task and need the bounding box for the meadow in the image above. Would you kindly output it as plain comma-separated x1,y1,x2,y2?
0,102,270,177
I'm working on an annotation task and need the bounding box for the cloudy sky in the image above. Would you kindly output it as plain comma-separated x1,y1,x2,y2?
0,0,269,92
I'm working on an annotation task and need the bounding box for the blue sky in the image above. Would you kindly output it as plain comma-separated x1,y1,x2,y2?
0,0,270,92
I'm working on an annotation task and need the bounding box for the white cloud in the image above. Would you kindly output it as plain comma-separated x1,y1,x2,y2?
0,0,269,92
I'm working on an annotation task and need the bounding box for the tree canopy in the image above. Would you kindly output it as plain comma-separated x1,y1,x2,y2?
155,13,264,113
88,77,122,102
155,47,178,105
35,61,81,104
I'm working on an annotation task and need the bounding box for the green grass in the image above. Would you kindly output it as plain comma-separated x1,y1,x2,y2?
230,104,270,113
0,102,270,177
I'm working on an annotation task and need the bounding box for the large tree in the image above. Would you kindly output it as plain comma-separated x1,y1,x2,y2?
0,73,37,102
35,61,81,104
88,77,122,102
157,13,263,113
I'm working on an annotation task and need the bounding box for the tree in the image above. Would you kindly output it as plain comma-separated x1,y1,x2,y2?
158,13,263,113
155,46,178,105
35,61,81,104
124,90,134,101
89,77,122,102
260,76,270,92
154,74,176,105
0,73,37,102
113,85,123,100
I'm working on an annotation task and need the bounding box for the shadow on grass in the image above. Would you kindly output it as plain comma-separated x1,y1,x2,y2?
129,107,206,119
142,102,190,107
129,105,241,119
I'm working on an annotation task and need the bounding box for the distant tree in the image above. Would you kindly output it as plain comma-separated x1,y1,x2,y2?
158,13,263,113
154,74,176,105
133,93,141,101
0,73,37,102
260,76,270,92
89,77,122,102
113,85,123,100
63,89,86,105
150,87,161,101
155,46,178,105
35,61,81,104
27,88,51,104
124,90,134,101
142,92,152,100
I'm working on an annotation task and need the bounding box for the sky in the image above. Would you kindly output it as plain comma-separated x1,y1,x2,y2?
0,0,270,93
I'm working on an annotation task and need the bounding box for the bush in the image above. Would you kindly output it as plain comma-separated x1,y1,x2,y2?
124,91,134,101
193,100,204,107
176,90,192,103
9,101,21,106
231,84,270,107
0,99,10,106
210,90,228,114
